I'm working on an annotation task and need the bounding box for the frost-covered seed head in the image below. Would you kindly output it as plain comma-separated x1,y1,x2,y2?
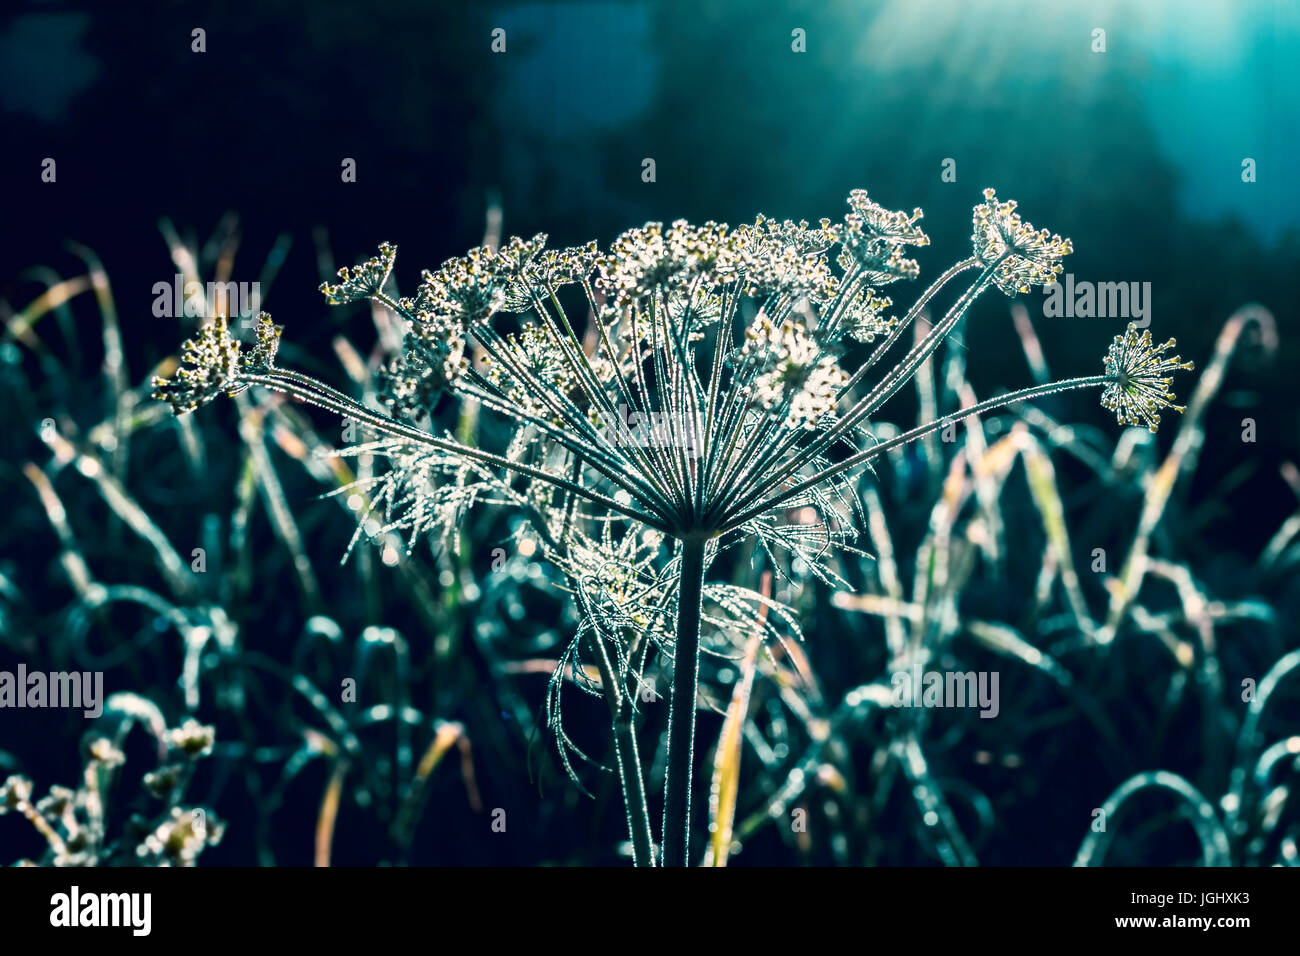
151,317,247,415
401,234,547,331
971,188,1073,295
597,220,736,309
167,718,216,759
839,286,897,343
1101,323,1194,432
319,241,397,304
0,774,34,812
737,316,849,430
838,190,929,283
379,332,467,421
247,311,283,369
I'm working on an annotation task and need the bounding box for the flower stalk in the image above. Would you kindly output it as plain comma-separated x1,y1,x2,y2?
151,188,1191,867
662,534,708,866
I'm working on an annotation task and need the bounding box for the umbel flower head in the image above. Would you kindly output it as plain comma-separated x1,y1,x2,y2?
151,189,1188,868
972,188,1073,295
150,187,1177,543
1101,324,1194,431
319,241,396,305
839,189,929,282
152,313,282,414
402,234,547,330
734,314,848,430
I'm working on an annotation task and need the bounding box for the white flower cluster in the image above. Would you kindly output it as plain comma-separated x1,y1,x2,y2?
151,313,281,414
1101,324,1194,432
596,220,733,309
738,315,849,430
971,188,1073,295
402,234,547,331
839,189,929,283
319,241,397,305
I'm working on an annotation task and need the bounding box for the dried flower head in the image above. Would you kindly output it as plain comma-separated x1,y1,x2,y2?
0,774,34,813
597,220,735,309
839,189,929,282
401,234,547,330
972,188,1073,295
166,718,216,759
379,331,467,420
135,806,225,866
511,241,600,304
839,286,897,343
730,216,841,302
151,317,246,414
247,311,283,369
736,315,849,430
1101,323,1194,431
319,241,397,304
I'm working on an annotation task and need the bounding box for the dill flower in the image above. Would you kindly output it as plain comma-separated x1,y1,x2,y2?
1101,324,1194,431
971,188,1073,295
839,189,929,282
153,187,1188,868
151,317,245,414
736,315,848,429
0,774,33,812
166,718,216,759
319,241,397,304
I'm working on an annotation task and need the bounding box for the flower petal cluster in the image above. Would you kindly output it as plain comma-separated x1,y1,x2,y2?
737,315,849,430
1101,323,1194,432
400,234,547,331
971,188,1072,295
838,190,929,283
151,317,246,414
319,242,396,304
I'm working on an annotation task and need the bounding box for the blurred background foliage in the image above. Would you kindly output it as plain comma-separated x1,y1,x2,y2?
1,0,1298,865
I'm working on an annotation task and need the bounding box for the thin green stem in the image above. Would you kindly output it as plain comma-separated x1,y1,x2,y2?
662,534,707,867
589,630,656,867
